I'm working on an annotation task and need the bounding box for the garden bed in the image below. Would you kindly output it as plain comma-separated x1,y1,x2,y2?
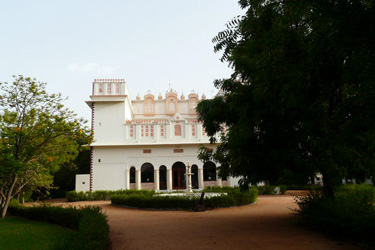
111,187,257,210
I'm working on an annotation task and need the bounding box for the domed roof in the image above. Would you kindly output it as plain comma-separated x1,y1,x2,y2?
166,90,178,98
188,92,199,99
144,92,155,100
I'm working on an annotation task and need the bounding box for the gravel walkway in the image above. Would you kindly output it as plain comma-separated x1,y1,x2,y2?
54,193,361,250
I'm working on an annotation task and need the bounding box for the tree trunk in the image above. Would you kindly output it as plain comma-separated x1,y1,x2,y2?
321,170,335,198
1,176,18,219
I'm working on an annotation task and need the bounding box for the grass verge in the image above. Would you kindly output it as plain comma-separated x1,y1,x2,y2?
0,215,75,250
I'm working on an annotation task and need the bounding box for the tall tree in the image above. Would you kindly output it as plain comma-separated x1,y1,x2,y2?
197,0,375,195
0,75,92,218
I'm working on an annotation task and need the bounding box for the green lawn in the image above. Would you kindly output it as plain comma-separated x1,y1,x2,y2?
0,215,75,250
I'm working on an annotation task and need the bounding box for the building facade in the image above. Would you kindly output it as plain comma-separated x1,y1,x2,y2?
76,79,239,192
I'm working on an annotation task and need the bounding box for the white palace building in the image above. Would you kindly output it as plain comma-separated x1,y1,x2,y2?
76,79,240,192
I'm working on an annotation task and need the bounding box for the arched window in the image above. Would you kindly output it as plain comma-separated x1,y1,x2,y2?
144,94,155,115
141,163,154,182
99,84,104,94
116,84,120,94
203,161,216,181
174,124,182,136
130,167,135,183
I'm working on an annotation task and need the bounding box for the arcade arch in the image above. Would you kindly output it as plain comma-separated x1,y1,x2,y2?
203,161,217,181
159,165,167,190
141,163,154,182
130,167,136,183
172,162,186,189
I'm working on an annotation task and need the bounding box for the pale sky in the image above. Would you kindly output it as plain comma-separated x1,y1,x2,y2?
0,1,245,123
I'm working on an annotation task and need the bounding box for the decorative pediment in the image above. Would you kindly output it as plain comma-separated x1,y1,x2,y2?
171,112,185,122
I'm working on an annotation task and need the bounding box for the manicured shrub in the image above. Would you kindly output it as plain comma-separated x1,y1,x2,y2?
204,194,236,208
70,206,109,250
280,185,287,194
287,184,323,191
257,185,275,194
203,186,239,193
8,202,109,250
256,185,287,194
66,189,154,202
295,184,375,247
112,194,197,210
112,187,258,210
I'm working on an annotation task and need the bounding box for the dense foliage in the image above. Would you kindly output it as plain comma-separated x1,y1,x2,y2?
0,75,92,218
111,187,258,210
295,184,375,247
51,149,91,198
8,201,109,250
197,0,375,195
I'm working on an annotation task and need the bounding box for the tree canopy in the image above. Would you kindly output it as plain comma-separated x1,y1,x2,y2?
0,75,92,218
197,0,375,195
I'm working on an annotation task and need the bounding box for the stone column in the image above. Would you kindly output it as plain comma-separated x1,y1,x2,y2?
198,168,204,189
167,169,173,190
154,169,160,191
136,169,141,190
216,170,222,187
126,169,130,189
217,178,222,187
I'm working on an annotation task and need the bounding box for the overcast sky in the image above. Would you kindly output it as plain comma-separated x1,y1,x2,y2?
0,1,245,122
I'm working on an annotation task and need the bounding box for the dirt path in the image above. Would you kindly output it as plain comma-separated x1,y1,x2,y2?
55,194,360,250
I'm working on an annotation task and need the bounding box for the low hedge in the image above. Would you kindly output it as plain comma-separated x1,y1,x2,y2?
287,184,323,191
204,185,287,195
112,194,197,210
8,201,109,250
66,189,155,202
111,187,258,210
257,185,287,195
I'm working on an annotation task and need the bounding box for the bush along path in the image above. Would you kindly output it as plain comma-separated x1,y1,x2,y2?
295,184,375,248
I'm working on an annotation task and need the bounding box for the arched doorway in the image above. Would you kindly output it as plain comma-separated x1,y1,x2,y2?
203,161,217,181
172,162,186,189
191,165,199,189
141,163,154,183
159,165,167,190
